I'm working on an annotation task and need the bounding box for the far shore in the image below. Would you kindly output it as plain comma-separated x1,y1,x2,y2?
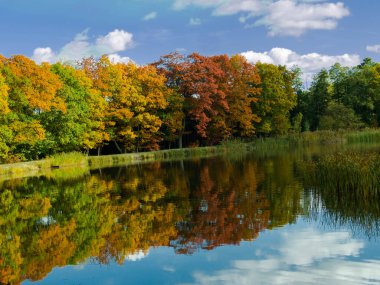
2,129,380,181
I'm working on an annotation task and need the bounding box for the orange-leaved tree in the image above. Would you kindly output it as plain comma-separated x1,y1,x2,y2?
0,55,66,160
218,54,262,138
155,53,230,145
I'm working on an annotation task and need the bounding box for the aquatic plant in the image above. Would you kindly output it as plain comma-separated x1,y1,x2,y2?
345,129,380,144
298,150,380,237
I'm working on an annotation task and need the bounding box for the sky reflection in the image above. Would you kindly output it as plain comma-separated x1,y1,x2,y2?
24,221,380,285
184,224,380,285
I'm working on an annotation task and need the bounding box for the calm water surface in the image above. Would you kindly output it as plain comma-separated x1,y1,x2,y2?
1,145,380,284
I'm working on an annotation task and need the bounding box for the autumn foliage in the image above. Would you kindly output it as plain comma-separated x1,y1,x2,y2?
0,155,295,284
0,52,299,162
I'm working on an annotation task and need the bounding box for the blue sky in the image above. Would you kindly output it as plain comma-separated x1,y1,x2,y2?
0,0,379,76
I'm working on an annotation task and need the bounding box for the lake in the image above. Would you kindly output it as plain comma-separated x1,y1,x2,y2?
1,144,380,284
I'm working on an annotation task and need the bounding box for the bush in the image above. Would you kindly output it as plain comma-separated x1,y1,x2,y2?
319,101,363,131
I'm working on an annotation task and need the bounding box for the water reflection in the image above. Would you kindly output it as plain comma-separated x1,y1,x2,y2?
297,149,380,238
184,226,380,285
0,147,379,284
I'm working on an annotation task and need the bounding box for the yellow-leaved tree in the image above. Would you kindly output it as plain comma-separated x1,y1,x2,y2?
0,72,11,162
82,56,169,152
0,55,66,160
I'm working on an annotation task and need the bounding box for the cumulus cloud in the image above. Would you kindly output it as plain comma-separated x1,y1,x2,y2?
32,29,134,64
173,0,350,36
96,29,134,52
143,11,157,21
108,53,133,64
32,47,56,63
261,0,350,36
183,228,380,285
367,45,380,53
278,229,362,266
173,0,223,10
125,250,149,262
241,47,360,82
189,18,202,26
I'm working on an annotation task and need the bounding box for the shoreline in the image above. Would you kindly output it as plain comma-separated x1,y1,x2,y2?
2,129,380,181
0,145,227,181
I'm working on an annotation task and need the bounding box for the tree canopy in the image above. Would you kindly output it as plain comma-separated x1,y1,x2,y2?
0,53,379,163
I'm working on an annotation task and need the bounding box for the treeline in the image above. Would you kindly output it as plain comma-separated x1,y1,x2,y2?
0,53,379,162
296,58,380,131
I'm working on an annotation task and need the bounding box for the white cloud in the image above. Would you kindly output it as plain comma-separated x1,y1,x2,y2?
261,0,350,36
108,53,133,64
189,18,202,26
216,1,263,16
32,29,134,64
241,47,360,82
278,229,362,266
176,47,188,53
143,11,157,21
182,228,380,285
173,0,223,10
173,0,349,36
32,47,56,63
367,45,380,54
96,29,134,52
125,250,149,262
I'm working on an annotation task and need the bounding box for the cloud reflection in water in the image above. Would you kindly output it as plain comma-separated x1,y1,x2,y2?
183,227,380,285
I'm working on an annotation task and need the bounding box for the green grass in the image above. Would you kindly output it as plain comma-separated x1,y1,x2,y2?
242,129,380,156
345,129,380,144
48,152,87,167
2,129,380,180
0,152,87,178
88,146,225,168
0,160,45,177
0,147,226,179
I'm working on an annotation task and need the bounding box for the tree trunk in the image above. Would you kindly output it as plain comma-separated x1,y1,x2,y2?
114,141,123,154
180,159,185,171
178,118,186,149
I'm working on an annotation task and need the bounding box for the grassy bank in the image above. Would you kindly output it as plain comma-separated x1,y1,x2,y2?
0,146,226,179
88,146,225,168
0,152,88,179
2,129,380,180
250,129,380,149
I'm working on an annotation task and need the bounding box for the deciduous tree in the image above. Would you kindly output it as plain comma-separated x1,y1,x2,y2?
255,63,297,135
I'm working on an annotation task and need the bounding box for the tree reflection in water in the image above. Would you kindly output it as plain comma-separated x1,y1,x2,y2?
2,148,378,284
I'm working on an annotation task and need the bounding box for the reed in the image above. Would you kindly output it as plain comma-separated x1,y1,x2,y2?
344,129,380,144
298,151,380,196
318,152,380,194
299,150,380,237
